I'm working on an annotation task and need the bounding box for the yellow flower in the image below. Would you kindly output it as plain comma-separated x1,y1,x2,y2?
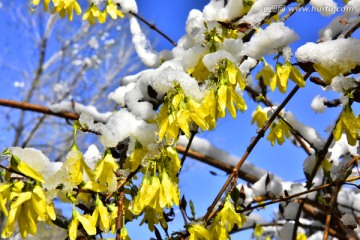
92,195,110,233
83,4,106,25
69,209,96,240
270,61,305,93
256,62,275,86
108,203,118,234
157,84,209,142
267,119,291,146
0,183,11,216
297,232,307,240
254,224,263,237
94,149,119,191
188,224,211,240
139,207,167,232
32,0,51,11
1,183,52,238
65,144,95,185
2,149,44,183
106,0,125,19
52,0,82,21
251,105,269,128
125,141,148,172
120,225,131,240
217,84,247,119
333,106,360,146
209,197,246,239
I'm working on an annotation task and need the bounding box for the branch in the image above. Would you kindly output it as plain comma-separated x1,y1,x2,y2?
203,73,311,224
129,11,177,47
0,99,79,121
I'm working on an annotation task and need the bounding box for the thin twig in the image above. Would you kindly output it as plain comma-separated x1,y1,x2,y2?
281,0,310,22
178,130,197,176
129,11,177,46
116,188,125,240
203,73,311,224
105,165,142,203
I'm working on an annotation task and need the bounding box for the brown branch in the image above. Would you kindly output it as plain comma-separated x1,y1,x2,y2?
116,188,125,240
105,165,142,203
0,98,79,121
239,176,360,213
281,0,310,22
245,85,313,154
178,130,197,176
129,11,177,47
176,145,259,184
203,72,311,224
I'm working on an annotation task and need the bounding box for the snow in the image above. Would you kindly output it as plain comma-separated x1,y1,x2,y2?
239,57,257,75
284,111,326,150
277,222,295,240
252,173,283,197
220,38,243,62
79,109,157,151
241,22,299,60
83,144,102,170
295,38,360,77
203,0,245,21
9,147,62,190
202,50,236,72
327,134,359,167
50,101,112,123
311,95,327,113
117,0,138,14
310,0,337,16
346,0,360,15
178,136,278,181
129,16,160,67
282,46,292,62
240,0,287,26
280,202,300,220
341,213,357,227
185,9,206,43
319,16,348,41
330,75,356,93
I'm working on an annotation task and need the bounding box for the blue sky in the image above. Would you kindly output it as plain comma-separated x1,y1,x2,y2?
0,0,358,239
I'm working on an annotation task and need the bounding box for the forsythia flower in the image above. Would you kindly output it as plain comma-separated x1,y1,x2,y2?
92,195,110,233
157,83,209,142
333,105,360,146
105,0,125,19
297,232,307,240
267,119,291,146
125,141,148,172
139,207,167,232
108,203,118,234
201,59,247,130
251,105,269,128
120,225,131,240
209,197,246,239
32,0,51,11
1,182,54,238
0,183,11,216
2,149,44,183
69,209,96,240
65,144,95,185
52,0,82,21
130,171,180,215
188,224,211,240
270,61,305,93
254,224,263,238
94,149,119,191
83,4,106,25
256,62,275,86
